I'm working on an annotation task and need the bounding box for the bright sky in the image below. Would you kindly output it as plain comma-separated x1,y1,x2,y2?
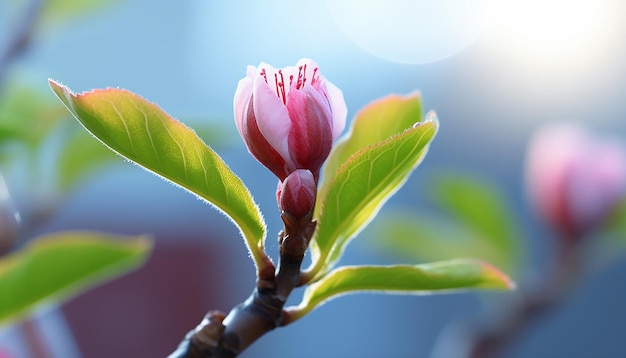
327,0,623,68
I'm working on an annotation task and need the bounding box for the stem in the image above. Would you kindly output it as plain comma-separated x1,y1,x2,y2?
168,212,316,358
22,318,50,358
299,254,323,285
464,239,582,358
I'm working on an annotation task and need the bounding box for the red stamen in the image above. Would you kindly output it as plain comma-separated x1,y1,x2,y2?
312,68,318,84
274,73,280,98
260,68,267,83
273,70,287,105
279,70,286,103
296,66,304,90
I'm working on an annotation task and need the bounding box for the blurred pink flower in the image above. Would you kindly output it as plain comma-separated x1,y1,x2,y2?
525,123,626,240
0,347,13,358
234,58,347,181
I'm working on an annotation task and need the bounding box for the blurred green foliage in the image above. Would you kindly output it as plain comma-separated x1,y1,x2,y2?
0,0,147,327
0,232,151,326
368,171,524,278
603,197,626,245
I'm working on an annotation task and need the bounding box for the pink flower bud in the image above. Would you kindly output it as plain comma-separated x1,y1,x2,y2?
234,59,347,181
277,169,317,218
525,123,626,240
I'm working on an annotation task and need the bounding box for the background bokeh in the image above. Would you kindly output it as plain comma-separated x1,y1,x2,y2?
1,0,625,357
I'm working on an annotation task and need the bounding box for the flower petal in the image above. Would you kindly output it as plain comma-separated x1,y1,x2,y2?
323,79,347,140
296,58,318,67
286,85,333,178
252,75,293,167
569,137,626,230
233,76,254,137
242,95,290,180
246,64,258,79
525,124,582,235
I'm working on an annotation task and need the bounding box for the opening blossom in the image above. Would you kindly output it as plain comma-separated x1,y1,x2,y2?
525,123,626,240
234,59,347,183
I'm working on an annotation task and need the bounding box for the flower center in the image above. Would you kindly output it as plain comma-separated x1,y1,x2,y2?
260,65,319,105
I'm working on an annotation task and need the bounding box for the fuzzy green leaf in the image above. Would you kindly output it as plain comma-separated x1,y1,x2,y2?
49,80,268,271
306,114,438,281
288,259,514,322
0,232,151,326
318,93,423,203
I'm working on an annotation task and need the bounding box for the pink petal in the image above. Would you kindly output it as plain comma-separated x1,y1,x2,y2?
294,58,320,84
233,76,254,137
296,58,319,70
252,75,293,166
256,62,278,76
569,138,626,228
246,64,258,78
280,169,317,217
323,79,348,140
242,95,290,180
295,58,347,140
525,124,583,234
286,85,333,177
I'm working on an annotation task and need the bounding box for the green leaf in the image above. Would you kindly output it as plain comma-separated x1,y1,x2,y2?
428,173,523,269
306,114,438,282
0,83,68,149
0,231,151,326
318,93,423,204
287,259,514,322
48,80,269,272
369,210,519,276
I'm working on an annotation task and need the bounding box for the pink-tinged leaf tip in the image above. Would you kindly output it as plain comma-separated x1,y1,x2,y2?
482,260,516,290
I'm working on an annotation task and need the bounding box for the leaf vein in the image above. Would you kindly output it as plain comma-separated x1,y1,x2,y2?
105,99,136,154
132,102,161,166
160,119,188,180
193,140,214,201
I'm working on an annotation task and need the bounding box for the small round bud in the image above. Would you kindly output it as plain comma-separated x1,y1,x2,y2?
278,169,317,218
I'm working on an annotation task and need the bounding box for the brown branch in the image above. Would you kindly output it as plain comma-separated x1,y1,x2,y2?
168,212,316,358
464,242,583,358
